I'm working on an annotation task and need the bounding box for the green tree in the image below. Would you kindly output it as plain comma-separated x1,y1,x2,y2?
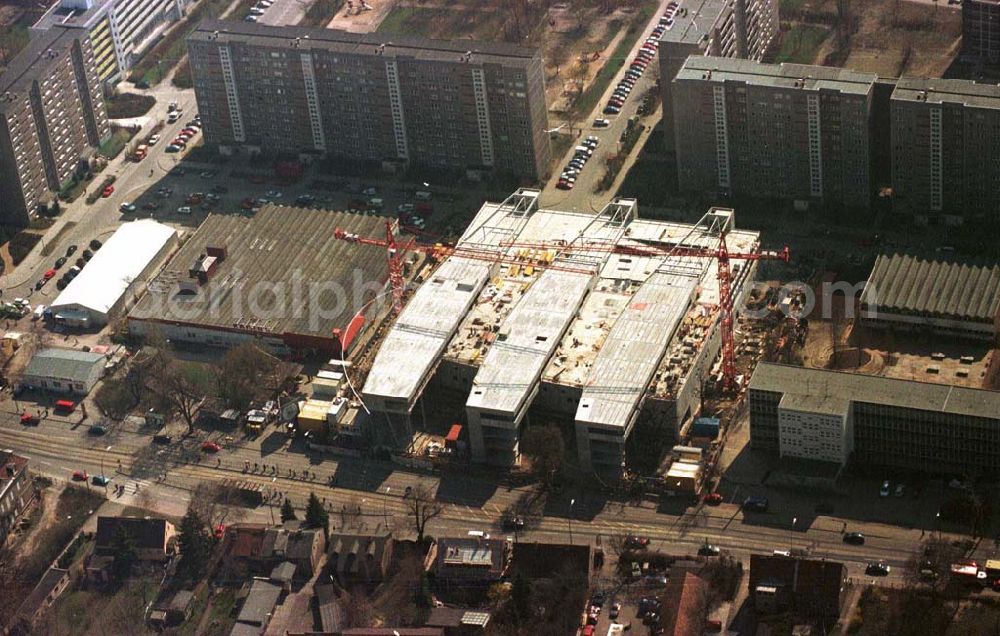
305,492,329,536
110,526,138,581
177,509,211,579
281,498,297,522
521,426,564,487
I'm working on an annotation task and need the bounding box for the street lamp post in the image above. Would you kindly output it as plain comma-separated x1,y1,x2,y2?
567,498,576,545
790,517,797,551
383,486,390,530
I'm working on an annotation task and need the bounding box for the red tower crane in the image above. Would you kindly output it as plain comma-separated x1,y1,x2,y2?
335,220,790,393
502,233,790,393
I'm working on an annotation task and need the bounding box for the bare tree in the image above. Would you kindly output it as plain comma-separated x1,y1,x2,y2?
404,483,443,544
189,482,248,531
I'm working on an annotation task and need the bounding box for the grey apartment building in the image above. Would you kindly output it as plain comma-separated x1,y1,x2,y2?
749,362,1000,476
672,56,875,209
188,21,551,180
0,26,109,228
891,78,1000,221
963,0,1000,64
658,0,779,150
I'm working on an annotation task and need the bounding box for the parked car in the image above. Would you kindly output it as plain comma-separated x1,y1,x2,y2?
153,434,173,444
55,257,67,269
704,492,724,505
177,206,192,215
865,562,890,576
72,470,88,481
698,544,721,557
593,118,610,128
102,185,114,197
843,532,865,545
20,412,39,426
88,424,108,436
66,244,78,256
201,441,221,453
92,475,111,487
880,480,891,497
624,535,650,549
119,202,137,213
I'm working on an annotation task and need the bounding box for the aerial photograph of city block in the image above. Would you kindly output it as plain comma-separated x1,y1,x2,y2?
0,0,999,633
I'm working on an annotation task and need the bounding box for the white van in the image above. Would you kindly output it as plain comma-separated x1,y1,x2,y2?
415,190,432,201
33,305,46,321
467,530,490,539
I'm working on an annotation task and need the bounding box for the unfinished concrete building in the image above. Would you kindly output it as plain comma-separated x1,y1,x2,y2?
362,190,761,478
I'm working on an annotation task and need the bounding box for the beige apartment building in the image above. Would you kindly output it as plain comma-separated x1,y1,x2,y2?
187,21,551,181
890,78,1000,221
671,56,876,210
658,0,779,150
0,26,109,228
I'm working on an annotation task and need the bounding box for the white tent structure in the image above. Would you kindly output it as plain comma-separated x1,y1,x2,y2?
49,219,178,327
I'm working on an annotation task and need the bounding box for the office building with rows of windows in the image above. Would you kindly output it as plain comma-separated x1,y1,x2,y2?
963,0,1000,64
187,21,551,181
749,362,1000,475
0,26,110,228
890,78,1000,221
671,56,876,210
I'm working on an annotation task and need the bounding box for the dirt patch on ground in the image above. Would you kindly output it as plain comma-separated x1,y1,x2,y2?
779,0,961,77
800,318,996,388
367,0,654,114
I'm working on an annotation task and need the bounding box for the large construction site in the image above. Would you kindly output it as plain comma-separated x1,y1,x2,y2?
350,189,775,479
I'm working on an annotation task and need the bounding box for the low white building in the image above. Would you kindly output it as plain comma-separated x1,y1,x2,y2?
21,348,106,394
49,219,178,328
776,393,854,466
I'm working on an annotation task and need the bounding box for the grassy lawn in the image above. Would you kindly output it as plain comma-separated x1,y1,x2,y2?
106,92,156,119
43,577,160,634
773,25,831,64
573,2,657,118
377,6,506,40
301,0,344,27
98,127,137,160
199,587,238,636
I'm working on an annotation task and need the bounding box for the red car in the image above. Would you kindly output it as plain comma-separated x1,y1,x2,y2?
43,268,57,280
72,470,88,481
704,492,724,505
102,185,114,197
20,412,39,425
201,440,221,453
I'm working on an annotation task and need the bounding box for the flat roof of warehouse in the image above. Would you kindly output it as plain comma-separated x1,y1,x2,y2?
128,205,387,340
751,362,1000,420
51,219,177,315
861,252,1000,322
362,191,539,405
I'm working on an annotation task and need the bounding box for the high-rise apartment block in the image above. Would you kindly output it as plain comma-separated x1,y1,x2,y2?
188,21,551,180
658,0,779,149
890,78,1000,220
0,27,110,228
672,56,876,209
33,0,193,84
963,0,1000,64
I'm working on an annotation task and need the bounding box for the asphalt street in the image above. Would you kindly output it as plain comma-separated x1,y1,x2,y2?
538,0,669,212
0,407,950,589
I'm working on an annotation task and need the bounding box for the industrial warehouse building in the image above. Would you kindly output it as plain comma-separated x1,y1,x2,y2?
128,205,390,356
362,189,764,477
49,220,177,327
749,362,1000,475
860,252,1000,342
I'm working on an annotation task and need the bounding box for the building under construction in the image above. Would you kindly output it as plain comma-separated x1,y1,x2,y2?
361,189,764,477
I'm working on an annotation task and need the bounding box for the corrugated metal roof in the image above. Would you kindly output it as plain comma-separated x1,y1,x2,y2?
861,253,1000,322
24,348,104,383
129,205,386,340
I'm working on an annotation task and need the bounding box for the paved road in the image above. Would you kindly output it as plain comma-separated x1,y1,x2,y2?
0,407,952,588
538,0,669,212
256,0,317,26
0,84,199,298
